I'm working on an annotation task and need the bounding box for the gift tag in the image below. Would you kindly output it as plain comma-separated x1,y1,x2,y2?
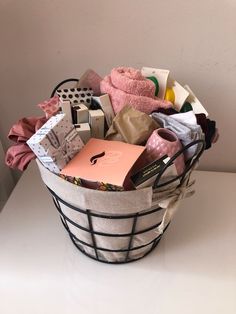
56,88,93,107
141,67,170,99
184,85,209,116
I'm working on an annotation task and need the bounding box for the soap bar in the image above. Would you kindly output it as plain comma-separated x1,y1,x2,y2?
89,109,105,139
72,104,89,124
75,123,91,144
60,100,72,123
56,87,93,107
92,94,115,128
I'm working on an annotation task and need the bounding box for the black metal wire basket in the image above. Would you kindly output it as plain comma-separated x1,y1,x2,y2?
43,79,206,264
48,186,171,264
45,142,205,264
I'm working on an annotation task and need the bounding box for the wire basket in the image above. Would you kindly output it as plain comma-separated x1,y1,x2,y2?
39,78,206,264
48,186,171,264
43,139,205,264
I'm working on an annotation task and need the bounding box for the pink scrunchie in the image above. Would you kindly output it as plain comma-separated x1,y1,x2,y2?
100,67,172,114
8,116,47,143
5,144,36,171
5,116,47,171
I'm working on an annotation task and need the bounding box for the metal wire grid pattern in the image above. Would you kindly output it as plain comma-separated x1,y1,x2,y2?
48,186,168,264
48,77,206,264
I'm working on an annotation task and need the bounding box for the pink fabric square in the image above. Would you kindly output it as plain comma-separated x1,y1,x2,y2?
38,96,60,118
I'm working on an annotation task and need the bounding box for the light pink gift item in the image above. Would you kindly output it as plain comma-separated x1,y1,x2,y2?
100,67,172,114
61,138,146,189
145,128,185,175
38,96,60,118
77,69,102,95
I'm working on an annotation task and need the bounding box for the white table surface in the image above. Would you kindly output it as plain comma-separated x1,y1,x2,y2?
0,162,236,314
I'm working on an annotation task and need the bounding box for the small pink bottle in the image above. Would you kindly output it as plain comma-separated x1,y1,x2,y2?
145,128,185,175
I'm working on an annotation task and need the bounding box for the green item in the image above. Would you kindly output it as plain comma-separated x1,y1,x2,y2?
180,102,193,113
147,76,159,96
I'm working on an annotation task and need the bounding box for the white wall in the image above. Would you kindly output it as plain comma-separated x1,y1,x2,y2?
0,0,235,180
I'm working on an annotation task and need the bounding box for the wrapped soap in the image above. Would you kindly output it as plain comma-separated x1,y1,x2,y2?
89,109,105,139
105,105,159,145
92,94,115,128
60,100,72,122
27,113,84,173
72,104,89,124
75,123,91,144
56,87,93,107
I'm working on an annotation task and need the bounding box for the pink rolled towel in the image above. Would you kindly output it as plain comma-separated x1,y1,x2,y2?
110,67,155,97
100,67,172,114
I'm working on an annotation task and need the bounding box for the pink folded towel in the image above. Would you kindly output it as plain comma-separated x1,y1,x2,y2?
5,116,47,171
110,67,156,97
100,67,172,114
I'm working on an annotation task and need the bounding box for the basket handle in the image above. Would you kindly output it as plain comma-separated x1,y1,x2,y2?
50,78,79,98
153,139,205,189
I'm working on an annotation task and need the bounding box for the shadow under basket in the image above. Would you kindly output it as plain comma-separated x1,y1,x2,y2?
40,133,205,264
